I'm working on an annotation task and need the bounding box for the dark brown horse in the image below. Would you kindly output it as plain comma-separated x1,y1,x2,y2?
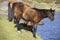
8,2,55,38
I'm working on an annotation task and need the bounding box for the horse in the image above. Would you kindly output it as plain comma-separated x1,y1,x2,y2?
8,2,55,38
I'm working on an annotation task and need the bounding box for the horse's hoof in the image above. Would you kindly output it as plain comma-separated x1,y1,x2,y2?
17,31,21,34
33,35,36,38
14,25,17,28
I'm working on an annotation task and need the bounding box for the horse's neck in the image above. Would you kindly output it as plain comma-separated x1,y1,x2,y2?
40,11,47,19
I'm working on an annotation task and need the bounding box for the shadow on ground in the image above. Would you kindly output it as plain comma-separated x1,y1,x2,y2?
15,23,32,32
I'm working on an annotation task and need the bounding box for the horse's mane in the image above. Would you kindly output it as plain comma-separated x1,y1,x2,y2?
32,8,55,15
32,8,50,11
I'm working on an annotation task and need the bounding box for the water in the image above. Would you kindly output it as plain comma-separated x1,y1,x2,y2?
37,12,60,40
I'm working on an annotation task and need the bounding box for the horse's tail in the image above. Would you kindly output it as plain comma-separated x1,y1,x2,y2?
8,2,13,21
8,2,16,21
11,2,16,16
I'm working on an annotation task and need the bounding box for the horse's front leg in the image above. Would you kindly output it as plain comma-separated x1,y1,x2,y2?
14,17,21,33
32,24,37,38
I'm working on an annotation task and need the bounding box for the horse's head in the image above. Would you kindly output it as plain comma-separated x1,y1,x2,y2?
47,8,55,21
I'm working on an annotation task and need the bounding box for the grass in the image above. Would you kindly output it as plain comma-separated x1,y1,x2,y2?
0,14,42,40
0,0,8,3
24,1,60,12
23,0,54,3
0,9,8,13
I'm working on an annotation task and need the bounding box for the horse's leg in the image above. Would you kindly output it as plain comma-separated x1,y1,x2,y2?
14,16,21,33
26,21,33,32
14,16,19,28
32,24,37,38
16,19,22,33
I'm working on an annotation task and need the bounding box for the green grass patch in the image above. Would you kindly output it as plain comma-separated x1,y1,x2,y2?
0,0,8,3
0,9,8,13
0,15,42,40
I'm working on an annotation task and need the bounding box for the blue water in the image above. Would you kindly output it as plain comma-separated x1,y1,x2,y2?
37,12,60,40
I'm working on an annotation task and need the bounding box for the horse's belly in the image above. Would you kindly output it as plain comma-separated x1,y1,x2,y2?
22,13,30,21
27,21,33,26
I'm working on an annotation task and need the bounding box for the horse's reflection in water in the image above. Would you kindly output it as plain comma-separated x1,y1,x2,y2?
8,2,55,38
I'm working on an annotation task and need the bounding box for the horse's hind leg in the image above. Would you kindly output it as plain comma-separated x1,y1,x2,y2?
32,24,37,38
16,19,22,33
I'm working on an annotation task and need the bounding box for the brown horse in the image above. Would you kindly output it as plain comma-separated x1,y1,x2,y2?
8,2,55,38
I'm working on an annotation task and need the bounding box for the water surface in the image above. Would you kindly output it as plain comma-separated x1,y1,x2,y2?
37,12,60,40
